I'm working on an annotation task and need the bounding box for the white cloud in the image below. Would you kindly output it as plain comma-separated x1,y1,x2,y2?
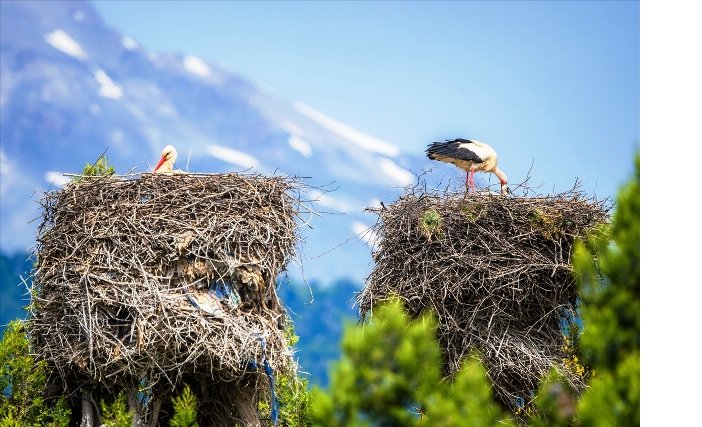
352,221,379,248
94,69,123,99
377,157,414,187
45,171,71,186
288,135,312,158
44,29,87,60
308,190,353,213
183,55,211,78
293,102,399,157
206,144,259,169
122,36,138,50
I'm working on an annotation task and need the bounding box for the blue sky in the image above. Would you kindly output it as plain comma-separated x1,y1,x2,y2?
92,0,639,199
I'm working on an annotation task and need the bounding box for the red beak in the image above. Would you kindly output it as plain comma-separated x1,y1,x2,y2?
154,155,166,172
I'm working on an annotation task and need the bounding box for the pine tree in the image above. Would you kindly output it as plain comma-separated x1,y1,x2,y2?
99,392,132,427
310,298,513,426
169,385,199,427
269,322,312,427
0,321,71,426
532,154,640,425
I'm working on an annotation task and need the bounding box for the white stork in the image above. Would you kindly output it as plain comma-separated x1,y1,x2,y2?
153,145,178,174
426,138,509,195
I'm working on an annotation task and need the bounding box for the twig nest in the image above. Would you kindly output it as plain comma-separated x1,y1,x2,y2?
359,187,609,410
30,173,304,388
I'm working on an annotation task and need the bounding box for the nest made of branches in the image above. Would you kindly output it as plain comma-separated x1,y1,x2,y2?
29,172,309,422
358,184,609,411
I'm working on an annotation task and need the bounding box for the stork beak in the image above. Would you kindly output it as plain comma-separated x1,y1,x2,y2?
154,155,166,172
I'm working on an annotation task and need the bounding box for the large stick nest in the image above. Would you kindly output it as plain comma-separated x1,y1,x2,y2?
358,184,609,411
29,172,306,400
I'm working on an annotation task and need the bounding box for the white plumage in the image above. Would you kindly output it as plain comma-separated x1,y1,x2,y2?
426,138,509,195
154,145,178,174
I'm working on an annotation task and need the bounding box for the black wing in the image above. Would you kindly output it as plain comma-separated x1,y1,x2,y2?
426,139,483,163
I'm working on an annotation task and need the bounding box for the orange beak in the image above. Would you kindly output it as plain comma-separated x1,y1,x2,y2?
154,155,166,172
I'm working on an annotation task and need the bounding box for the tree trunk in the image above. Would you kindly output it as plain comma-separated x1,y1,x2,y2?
231,382,261,427
80,390,97,427
128,389,142,427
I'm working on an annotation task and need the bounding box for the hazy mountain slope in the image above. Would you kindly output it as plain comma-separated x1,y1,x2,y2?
0,0,432,282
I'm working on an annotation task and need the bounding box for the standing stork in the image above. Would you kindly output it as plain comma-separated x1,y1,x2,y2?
426,138,509,195
154,145,178,174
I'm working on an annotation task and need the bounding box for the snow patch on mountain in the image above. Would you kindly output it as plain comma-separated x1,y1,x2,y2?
44,29,86,60
309,190,353,213
377,157,413,187
183,55,211,78
281,120,303,136
0,151,11,176
44,171,71,186
94,69,123,99
122,36,138,50
206,144,259,169
351,221,378,248
111,130,125,146
293,102,399,157
288,135,312,158
368,198,382,209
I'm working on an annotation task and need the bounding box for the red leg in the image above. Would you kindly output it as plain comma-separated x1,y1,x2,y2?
470,169,475,192
465,171,470,190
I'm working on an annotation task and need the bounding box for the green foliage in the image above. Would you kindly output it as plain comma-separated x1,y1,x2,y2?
461,203,486,223
100,392,132,427
532,153,640,425
419,209,443,240
170,385,199,427
529,369,578,427
259,321,312,427
560,334,588,384
310,298,513,426
72,154,115,181
529,208,560,238
273,371,312,427
422,352,514,426
0,321,70,426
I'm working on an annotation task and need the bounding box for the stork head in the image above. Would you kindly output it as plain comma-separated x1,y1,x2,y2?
154,145,177,172
500,182,511,195
494,168,510,195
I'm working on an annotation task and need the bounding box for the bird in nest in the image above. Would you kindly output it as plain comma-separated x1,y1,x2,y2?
154,145,179,174
426,138,510,195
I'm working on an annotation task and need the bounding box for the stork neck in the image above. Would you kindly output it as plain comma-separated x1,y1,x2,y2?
493,167,508,185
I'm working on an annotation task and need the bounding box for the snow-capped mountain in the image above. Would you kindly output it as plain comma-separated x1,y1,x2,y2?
1,0,430,282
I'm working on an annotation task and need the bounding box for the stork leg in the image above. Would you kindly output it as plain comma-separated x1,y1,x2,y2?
465,171,470,191
469,169,476,192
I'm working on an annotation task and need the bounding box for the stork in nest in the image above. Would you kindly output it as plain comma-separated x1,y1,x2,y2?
426,138,509,195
